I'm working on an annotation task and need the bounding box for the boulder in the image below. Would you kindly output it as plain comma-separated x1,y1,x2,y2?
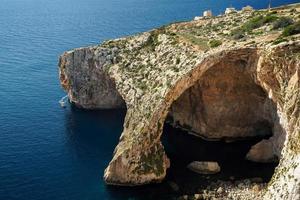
246,139,278,163
187,161,221,174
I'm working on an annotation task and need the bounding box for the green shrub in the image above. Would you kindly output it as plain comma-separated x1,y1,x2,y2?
231,28,245,40
272,37,288,45
273,17,294,29
208,39,222,48
230,14,279,40
242,14,278,32
252,30,264,35
242,15,264,31
263,14,279,23
282,21,300,37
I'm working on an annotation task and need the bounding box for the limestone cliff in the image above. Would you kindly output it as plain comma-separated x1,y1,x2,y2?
59,47,125,109
59,4,300,200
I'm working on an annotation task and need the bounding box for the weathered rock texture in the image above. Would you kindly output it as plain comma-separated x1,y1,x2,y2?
59,47,125,109
187,161,221,174
168,59,275,140
59,4,300,200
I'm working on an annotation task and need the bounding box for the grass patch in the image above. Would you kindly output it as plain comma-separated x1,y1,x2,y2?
208,39,222,48
179,33,209,50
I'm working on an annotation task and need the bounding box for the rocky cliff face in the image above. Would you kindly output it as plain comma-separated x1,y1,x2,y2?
59,4,300,200
59,47,125,109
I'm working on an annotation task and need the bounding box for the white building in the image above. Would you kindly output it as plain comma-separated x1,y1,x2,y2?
203,10,213,18
242,5,254,12
194,16,203,21
225,7,237,15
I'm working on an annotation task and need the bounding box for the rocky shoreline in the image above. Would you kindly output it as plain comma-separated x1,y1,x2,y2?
177,179,266,200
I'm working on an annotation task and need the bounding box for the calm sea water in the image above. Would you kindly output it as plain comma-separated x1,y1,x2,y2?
0,0,298,199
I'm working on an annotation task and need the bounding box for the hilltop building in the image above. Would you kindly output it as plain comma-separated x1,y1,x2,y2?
242,5,254,12
203,10,213,18
194,16,202,20
225,7,237,14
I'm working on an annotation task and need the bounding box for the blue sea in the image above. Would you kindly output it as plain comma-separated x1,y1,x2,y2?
0,0,298,199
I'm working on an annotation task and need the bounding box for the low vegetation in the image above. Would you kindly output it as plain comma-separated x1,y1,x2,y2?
179,33,209,50
230,12,300,42
243,14,278,32
272,37,288,45
272,17,294,29
231,28,245,40
208,39,222,48
230,14,278,39
273,21,300,44
282,21,300,36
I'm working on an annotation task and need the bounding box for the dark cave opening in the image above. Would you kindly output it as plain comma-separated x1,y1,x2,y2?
106,115,279,199
161,123,278,193
159,123,279,196
159,60,281,194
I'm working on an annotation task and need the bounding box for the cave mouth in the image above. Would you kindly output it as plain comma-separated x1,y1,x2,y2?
161,123,278,193
160,59,281,193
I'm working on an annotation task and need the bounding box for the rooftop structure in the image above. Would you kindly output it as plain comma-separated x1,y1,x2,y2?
225,7,237,15
203,10,213,18
242,5,254,12
194,16,203,21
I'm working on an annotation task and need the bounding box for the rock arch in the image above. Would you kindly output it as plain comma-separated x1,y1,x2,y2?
104,48,266,184
59,39,300,199
103,44,300,199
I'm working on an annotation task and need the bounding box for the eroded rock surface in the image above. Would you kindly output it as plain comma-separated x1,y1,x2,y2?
168,59,275,140
59,4,300,199
59,47,125,109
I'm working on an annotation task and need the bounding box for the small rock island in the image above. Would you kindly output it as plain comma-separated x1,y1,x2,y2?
59,4,300,199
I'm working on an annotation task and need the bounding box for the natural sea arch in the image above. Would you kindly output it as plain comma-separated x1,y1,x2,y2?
103,48,286,186
59,41,300,199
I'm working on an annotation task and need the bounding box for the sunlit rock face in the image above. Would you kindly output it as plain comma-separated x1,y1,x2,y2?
59,47,125,109
168,59,275,140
